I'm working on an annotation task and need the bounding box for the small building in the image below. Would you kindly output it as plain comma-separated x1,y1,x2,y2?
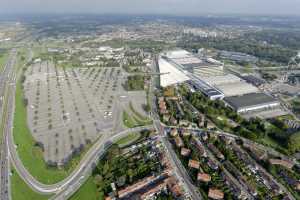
170,117,178,126
181,148,191,157
170,128,178,137
159,101,167,110
269,159,294,169
174,136,184,148
208,188,224,200
166,177,183,198
207,159,218,170
188,159,200,169
295,182,300,191
208,144,225,160
218,135,232,145
206,120,216,129
170,184,182,198
181,129,191,137
197,173,211,183
192,138,207,157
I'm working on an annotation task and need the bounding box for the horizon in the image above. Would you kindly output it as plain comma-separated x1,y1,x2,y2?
1,0,300,17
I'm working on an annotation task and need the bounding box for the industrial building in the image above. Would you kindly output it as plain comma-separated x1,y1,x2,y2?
218,50,258,63
215,82,259,97
158,57,190,87
224,93,280,113
159,50,225,100
188,79,224,100
158,49,283,116
199,73,259,97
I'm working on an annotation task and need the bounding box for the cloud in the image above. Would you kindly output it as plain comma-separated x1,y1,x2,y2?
1,0,300,16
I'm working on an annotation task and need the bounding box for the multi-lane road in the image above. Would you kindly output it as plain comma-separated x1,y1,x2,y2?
0,49,17,200
0,47,155,200
0,52,202,200
1,50,298,200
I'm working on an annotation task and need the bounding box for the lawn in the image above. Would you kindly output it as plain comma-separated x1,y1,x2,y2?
116,132,141,147
13,79,91,184
0,51,8,72
129,102,148,121
122,110,152,128
11,168,51,200
123,111,137,128
68,177,102,200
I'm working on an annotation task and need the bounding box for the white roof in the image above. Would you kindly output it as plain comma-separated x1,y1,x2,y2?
159,58,190,87
165,50,191,59
216,82,259,97
200,74,241,86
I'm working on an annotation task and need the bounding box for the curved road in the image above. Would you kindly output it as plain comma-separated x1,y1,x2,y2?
2,58,154,197
7,100,153,196
0,47,154,199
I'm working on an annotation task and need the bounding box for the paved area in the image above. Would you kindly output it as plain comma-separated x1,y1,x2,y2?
0,49,17,200
23,62,146,165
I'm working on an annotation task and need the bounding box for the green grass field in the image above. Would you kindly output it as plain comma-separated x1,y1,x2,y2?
116,132,141,147
123,111,138,128
123,103,152,129
11,168,51,200
129,102,148,121
0,52,8,72
68,177,102,200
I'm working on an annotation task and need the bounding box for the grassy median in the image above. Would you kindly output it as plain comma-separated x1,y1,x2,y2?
116,132,141,148
11,167,51,200
0,51,8,72
68,177,102,200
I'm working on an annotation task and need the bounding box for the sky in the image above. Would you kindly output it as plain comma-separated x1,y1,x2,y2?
1,0,300,16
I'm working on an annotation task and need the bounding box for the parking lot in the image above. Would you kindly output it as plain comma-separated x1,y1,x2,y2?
23,61,147,166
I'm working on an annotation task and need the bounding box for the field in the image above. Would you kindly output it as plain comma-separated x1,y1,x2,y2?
116,132,141,147
0,51,8,72
68,177,102,200
123,101,152,128
11,168,51,200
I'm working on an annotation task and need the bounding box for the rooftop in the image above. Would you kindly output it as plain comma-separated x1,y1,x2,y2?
181,148,191,157
197,173,211,182
224,92,279,110
158,57,190,87
208,188,224,200
269,159,294,169
188,159,200,169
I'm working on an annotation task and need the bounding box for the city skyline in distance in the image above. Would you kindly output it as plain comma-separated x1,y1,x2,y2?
1,0,300,17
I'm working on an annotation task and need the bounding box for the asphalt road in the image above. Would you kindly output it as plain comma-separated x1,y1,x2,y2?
0,49,17,200
3,52,297,200
150,57,202,200
0,49,154,200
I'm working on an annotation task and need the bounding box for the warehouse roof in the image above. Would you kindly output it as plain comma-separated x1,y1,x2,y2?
216,82,259,97
224,93,279,110
200,74,241,86
159,57,190,87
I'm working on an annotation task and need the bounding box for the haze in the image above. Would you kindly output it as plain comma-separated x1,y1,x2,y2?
1,0,300,16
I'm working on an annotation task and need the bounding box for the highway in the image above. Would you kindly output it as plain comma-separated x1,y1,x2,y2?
0,46,155,200
0,49,17,200
1,50,296,200
0,44,154,199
